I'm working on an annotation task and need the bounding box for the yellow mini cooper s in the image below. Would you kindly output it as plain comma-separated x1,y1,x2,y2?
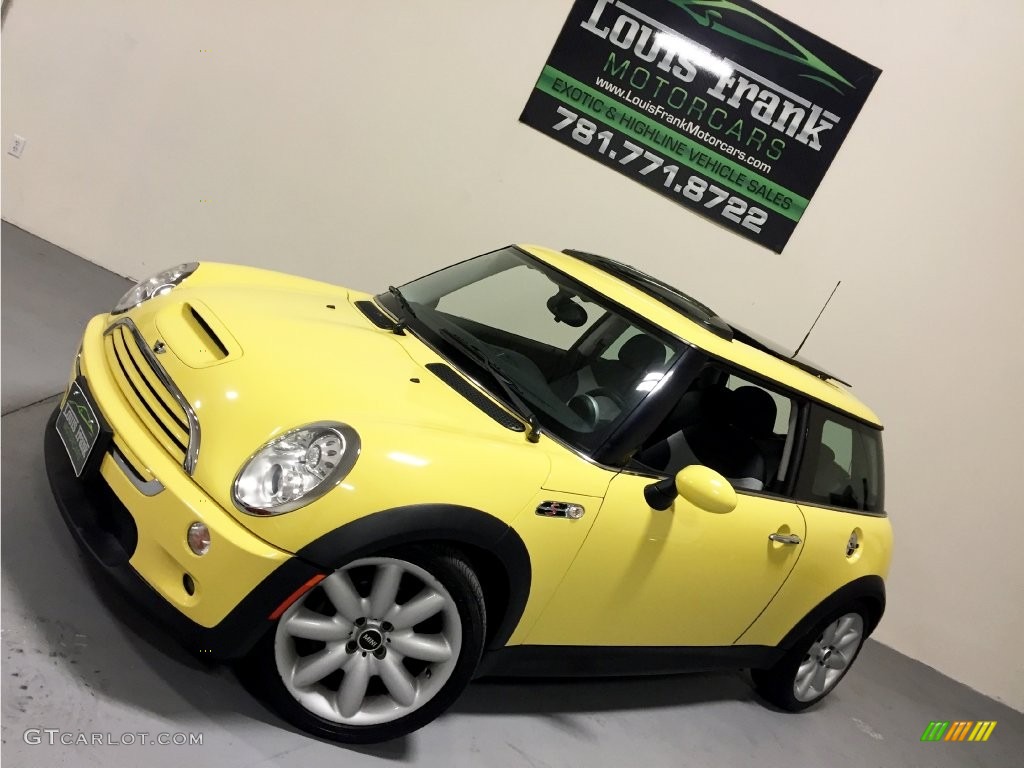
45,245,891,743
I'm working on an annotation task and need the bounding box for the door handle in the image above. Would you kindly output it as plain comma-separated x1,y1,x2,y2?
769,533,802,545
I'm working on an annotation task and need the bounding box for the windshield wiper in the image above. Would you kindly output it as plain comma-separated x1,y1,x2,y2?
387,285,417,335
438,329,541,443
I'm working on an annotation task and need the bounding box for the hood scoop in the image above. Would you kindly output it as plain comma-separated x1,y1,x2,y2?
154,301,240,367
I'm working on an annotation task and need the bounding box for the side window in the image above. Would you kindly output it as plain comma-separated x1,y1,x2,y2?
726,374,792,435
635,363,797,494
821,421,853,475
796,408,885,512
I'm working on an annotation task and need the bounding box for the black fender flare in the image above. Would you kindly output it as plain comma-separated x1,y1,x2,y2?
778,575,886,652
296,504,531,650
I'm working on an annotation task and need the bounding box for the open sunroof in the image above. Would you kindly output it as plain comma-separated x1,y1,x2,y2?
727,323,851,387
563,250,734,341
563,249,850,387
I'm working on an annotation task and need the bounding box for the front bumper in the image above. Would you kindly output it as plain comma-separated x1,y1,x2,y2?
45,407,325,660
44,312,332,660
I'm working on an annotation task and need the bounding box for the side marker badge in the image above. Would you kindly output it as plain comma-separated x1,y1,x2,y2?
536,501,585,520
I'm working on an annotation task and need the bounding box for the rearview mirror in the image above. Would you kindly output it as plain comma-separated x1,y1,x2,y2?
546,291,588,327
644,465,738,514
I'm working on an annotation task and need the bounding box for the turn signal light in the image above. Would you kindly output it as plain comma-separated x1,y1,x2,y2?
187,522,211,555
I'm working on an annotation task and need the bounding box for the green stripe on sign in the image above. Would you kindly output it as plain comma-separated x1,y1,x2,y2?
534,65,807,221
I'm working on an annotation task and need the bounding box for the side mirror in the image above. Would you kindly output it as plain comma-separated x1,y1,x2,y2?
644,465,738,514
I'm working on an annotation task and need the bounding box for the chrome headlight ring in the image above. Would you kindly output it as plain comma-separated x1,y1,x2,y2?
232,421,360,516
112,262,199,314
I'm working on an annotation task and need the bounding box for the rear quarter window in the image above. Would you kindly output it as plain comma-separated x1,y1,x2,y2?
795,407,884,513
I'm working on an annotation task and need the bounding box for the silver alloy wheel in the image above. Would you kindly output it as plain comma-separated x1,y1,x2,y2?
274,556,462,725
793,612,864,702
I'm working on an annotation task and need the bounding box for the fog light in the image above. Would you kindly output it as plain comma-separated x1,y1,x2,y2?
187,522,211,555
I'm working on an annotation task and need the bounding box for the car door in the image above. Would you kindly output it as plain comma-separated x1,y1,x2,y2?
736,405,892,645
524,365,808,647
524,474,806,646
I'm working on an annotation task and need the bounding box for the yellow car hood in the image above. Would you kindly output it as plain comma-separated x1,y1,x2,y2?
122,263,551,544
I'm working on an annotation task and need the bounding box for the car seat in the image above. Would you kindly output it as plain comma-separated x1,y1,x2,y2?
552,334,666,400
731,386,785,487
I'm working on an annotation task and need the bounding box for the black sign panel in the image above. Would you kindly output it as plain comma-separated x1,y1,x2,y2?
520,0,881,252
56,380,104,477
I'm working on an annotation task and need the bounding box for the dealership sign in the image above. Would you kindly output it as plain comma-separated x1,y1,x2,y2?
520,0,881,252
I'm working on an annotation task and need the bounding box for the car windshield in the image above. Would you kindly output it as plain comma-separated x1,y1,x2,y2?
382,246,685,456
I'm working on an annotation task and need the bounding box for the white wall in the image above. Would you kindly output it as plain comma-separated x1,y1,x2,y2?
3,0,1022,710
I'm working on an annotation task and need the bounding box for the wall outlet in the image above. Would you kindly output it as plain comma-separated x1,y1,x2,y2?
8,135,27,158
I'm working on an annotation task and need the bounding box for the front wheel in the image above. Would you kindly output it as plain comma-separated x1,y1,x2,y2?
752,608,867,712
242,548,486,743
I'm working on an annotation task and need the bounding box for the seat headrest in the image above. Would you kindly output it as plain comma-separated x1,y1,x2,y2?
731,386,777,437
700,385,734,423
618,334,665,371
819,443,836,464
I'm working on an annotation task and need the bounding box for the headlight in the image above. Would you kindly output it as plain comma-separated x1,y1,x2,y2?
112,263,199,314
233,422,360,516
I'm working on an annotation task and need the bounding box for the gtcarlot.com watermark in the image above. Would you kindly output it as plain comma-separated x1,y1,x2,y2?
23,728,203,746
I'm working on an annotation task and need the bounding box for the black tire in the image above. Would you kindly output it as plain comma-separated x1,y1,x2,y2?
752,605,868,712
240,546,486,743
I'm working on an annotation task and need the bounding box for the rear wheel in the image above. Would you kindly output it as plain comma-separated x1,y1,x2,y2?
243,548,485,743
753,608,867,711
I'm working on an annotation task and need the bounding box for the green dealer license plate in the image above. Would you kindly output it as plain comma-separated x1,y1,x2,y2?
56,381,103,477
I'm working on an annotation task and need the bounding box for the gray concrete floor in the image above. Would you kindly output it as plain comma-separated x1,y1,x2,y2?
1,222,133,414
2,220,1021,767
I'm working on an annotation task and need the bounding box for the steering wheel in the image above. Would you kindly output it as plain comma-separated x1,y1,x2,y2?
567,387,626,430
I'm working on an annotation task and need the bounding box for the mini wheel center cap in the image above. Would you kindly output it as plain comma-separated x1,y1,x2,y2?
356,628,384,652
820,648,832,664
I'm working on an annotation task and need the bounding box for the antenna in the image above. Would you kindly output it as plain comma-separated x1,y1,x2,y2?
793,280,841,358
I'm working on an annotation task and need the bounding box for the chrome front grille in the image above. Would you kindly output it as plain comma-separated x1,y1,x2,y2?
103,318,200,474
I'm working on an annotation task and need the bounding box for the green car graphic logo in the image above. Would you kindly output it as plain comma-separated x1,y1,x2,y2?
669,0,853,93
72,401,96,436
